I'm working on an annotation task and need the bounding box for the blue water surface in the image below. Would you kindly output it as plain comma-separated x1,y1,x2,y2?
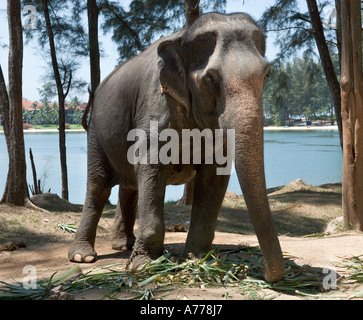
0,129,342,204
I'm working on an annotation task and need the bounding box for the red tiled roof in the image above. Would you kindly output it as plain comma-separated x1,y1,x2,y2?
22,98,87,111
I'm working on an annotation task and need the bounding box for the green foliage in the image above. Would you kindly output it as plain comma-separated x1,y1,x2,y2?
264,56,332,124
72,109,84,124
100,0,226,62
22,0,87,98
22,0,88,55
37,81,57,105
259,0,337,62
0,247,336,300
22,102,86,125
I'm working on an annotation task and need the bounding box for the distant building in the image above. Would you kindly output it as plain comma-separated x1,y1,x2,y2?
20,98,87,125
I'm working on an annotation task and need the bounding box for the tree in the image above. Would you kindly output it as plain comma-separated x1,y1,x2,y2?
289,56,331,120
73,109,83,124
33,105,50,125
101,0,225,62
69,96,81,110
263,63,291,126
87,0,101,92
185,0,200,26
42,0,71,200
37,81,57,104
260,0,343,147
340,0,363,230
176,0,201,206
0,0,29,205
23,0,88,200
306,0,342,147
263,56,332,124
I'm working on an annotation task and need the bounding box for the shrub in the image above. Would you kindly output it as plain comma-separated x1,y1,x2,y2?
23,123,31,130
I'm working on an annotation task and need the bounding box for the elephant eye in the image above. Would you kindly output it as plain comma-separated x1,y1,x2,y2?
202,70,221,94
205,74,213,82
204,69,220,84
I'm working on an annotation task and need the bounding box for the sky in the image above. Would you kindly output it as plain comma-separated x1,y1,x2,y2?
0,0,302,102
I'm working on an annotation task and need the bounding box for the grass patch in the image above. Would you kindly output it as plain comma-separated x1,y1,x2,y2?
0,216,28,241
337,255,363,298
0,246,339,300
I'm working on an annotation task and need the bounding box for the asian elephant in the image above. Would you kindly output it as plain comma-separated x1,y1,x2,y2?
68,12,284,282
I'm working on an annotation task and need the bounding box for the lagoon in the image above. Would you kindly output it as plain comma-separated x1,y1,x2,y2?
0,129,342,205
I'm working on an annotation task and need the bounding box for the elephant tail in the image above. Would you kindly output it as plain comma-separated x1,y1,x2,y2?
82,85,94,131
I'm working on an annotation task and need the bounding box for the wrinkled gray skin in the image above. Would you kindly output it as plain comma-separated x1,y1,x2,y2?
68,13,284,282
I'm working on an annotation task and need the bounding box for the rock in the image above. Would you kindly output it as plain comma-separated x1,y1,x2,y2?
31,193,82,212
324,216,345,234
47,285,75,300
268,179,332,196
224,191,241,201
166,223,187,232
284,179,313,191
223,191,244,207
0,241,26,252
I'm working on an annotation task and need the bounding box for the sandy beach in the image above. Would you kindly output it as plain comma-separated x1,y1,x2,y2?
264,125,338,131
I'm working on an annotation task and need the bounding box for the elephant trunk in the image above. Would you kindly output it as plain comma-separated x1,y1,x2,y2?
220,82,284,283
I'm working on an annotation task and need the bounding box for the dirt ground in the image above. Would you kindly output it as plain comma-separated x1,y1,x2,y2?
1,179,363,300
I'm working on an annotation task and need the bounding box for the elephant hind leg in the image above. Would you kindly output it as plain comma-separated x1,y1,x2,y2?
112,186,138,251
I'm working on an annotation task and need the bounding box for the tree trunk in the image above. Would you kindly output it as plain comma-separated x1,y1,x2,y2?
306,0,343,149
87,0,101,92
0,65,10,152
29,148,41,195
340,0,363,230
335,0,342,67
59,96,69,200
185,0,199,27
42,0,69,200
0,0,28,206
177,0,200,206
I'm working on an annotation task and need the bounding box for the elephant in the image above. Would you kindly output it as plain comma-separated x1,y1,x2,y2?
68,12,284,282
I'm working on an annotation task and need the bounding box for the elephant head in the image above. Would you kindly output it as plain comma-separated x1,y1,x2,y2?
157,13,284,282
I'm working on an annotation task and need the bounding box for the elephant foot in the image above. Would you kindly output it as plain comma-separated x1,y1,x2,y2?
126,246,163,271
68,240,97,263
183,243,211,259
111,234,135,251
261,258,285,283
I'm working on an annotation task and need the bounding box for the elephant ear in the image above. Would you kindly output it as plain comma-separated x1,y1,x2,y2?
157,38,191,113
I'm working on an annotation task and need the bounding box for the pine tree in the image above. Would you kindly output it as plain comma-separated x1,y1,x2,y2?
260,0,342,147
22,0,88,200
340,0,363,230
0,0,29,206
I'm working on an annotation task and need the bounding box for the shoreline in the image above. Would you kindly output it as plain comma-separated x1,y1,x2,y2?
0,128,85,134
0,125,338,134
263,125,338,131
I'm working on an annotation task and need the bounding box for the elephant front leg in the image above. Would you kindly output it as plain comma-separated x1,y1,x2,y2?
111,187,138,251
127,165,167,270
68,180,111,263
184,164,230,256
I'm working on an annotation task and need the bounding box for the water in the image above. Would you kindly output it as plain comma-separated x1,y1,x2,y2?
0,129,342,205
